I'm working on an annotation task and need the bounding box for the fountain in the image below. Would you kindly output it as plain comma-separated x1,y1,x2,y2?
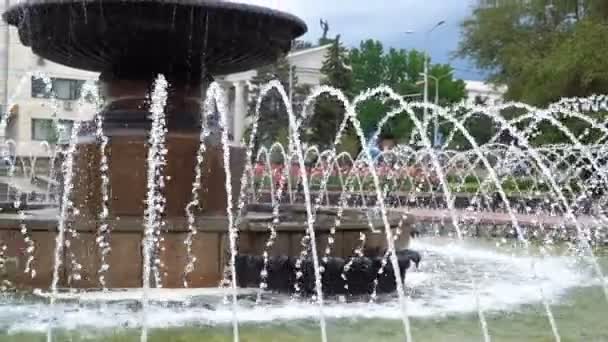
0,1,419,340
0,0,607,341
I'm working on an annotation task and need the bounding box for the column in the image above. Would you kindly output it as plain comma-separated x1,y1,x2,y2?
221,82,233,140
0,0,10,143
233,81,246,144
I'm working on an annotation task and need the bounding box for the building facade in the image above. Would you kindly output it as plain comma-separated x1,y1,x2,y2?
0,0,98,157
464,80,508,106
0,1,329,157
220,44,330,143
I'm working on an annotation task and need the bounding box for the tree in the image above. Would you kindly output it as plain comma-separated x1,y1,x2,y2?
306,35,354,149
350,39,466,141
457,0,608,146
246,57,309,147
443,96,498,150
458,0,608,106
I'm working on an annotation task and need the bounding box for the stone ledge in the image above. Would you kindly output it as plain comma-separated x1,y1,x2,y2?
0,215,405,233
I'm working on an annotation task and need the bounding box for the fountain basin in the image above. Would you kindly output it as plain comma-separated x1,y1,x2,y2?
3,0,306,79
0,205,410,290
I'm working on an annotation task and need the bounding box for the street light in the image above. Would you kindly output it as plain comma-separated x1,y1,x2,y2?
419,71,453,146
406,20,446,147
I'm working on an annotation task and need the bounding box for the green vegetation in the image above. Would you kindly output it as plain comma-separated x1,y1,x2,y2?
245,57,310,147
349,40,466,141
458,0,608,106
253,172,567,196
457,0,608,147
306,35,353,150
249,22,467,149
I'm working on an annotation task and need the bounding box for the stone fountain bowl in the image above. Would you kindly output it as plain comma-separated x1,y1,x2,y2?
3,0,307,79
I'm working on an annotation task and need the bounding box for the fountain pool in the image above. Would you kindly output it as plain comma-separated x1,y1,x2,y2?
0,237,606,341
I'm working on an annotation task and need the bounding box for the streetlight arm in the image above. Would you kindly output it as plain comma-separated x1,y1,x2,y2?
426,71,454,84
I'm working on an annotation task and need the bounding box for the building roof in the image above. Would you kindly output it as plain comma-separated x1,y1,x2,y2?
220,44,330,84
464,80,508,95
288,44,332,58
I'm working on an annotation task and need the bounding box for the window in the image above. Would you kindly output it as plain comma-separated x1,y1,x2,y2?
31,119,56,141
31,77,85,100
31,119,73,143
56,120,74,143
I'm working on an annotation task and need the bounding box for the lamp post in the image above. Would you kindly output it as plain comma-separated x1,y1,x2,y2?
427,72,453,146
406,20,445,146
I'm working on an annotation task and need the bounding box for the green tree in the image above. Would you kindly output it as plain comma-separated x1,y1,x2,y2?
443,96,498,150
458,0,608,146
246,57,309,147
458,0,608,106
350,39,466,140
306,35,354,149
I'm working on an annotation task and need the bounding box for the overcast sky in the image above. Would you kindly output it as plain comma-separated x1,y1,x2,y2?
233,0,485,80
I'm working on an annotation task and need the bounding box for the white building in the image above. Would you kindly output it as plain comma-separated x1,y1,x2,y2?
464,80,508,106
0,0,98,157
220,44,330,143
0,0,329,156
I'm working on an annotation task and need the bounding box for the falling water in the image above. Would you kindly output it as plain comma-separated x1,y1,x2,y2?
346,110,413,342
212,83,243,342
47,119,82,342
1,75,57,272
182,101,210,288
58,80,110,290
141,75,169,342
371,90,567,341
217,80,272,298
19,210,35,279
301,84,414,341
94,105,111,289
311,153,373,290
257,144,290,301
385,90,571,341
0,243,10,292
1,74,607,342
228,87,601,340
4,140,36,279
479,109,608,300
271,81,329,342
446,101,608,283
418,96,608,339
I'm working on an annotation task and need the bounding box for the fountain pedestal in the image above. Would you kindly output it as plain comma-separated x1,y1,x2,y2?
0,0,307,290
0,0,414,292
63,74,247,288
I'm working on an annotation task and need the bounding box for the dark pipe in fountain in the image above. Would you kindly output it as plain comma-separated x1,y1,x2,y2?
235,249,421,297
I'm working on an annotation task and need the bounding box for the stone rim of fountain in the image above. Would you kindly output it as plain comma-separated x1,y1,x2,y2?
0,205,408,234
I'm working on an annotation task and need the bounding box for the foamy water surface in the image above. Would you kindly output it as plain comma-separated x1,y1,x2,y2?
0,237,600,333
